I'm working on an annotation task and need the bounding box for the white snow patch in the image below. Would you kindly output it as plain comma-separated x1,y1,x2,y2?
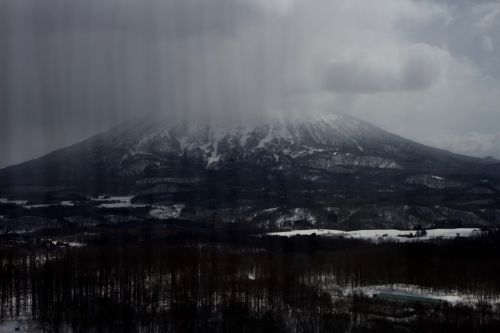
267,228,482,242
95,196,144,208
0,319,30,332
23,204,52,209
68,242,85,247
206,151,221,167
262,207,279,213
149,204,185,219
0,198,28,205
351,284,500,305
275,208,317,227
23,200,75,209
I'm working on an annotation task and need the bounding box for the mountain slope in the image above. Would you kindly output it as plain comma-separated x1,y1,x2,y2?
0,113,489,180
1,113,499,229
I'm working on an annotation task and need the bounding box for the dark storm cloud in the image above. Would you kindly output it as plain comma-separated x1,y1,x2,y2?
0,0,274,167
0,0,500,167
3,0,260,40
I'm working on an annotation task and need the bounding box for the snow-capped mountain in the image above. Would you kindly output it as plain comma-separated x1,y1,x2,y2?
117,113,412,173
0,113,499,229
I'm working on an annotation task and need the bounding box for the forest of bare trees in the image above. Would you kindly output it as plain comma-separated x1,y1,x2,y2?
1,229,500,332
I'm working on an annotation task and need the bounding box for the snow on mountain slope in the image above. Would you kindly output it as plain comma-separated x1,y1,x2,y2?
114,113,408,172
0,112,495,184
38,112,484,179
0,112,499,230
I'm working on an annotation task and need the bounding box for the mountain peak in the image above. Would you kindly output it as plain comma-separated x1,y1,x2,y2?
0,112,492,194
1,112,498,230
117,112,381,169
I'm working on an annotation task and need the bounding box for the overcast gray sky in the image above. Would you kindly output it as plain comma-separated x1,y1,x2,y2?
1,0,500,168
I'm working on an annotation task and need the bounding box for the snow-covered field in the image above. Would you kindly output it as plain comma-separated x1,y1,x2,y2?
0,318,30,332
149,204,185,219
0,198,28,205
1,198,76,209
23,200,75,209
267,228,482,241
347,284,500,306
95,196,138,208
95,196,185,219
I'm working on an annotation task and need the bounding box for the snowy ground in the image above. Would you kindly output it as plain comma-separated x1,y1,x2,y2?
346,284,500,306
23,201,75,209
95,196,184,219
95,196,140,208
0,318,30,332
149,204,185,219
2,195,185,221
0,198,28,205
266,228,482,242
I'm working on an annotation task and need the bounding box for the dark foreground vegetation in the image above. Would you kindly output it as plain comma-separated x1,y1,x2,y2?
1,226,500,332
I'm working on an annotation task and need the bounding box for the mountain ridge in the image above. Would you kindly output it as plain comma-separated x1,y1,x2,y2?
0,112,492,174
1,113,499,229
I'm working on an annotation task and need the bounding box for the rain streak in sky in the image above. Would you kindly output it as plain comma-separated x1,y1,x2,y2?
1,0,500,167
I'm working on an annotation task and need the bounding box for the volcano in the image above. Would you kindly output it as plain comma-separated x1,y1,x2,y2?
1,113,499,229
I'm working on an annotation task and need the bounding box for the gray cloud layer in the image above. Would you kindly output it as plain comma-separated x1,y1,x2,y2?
322,44,442,93
1,0,500,167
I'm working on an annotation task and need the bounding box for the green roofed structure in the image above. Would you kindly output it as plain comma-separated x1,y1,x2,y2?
374,292,443,305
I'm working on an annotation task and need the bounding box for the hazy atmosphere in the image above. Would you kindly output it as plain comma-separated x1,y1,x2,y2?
2,2,500,331
1,0,500,168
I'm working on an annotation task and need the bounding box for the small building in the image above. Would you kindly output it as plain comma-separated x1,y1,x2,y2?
373,292,443,305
